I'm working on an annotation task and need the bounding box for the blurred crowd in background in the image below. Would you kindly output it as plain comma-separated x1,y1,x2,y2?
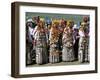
26,15,90,65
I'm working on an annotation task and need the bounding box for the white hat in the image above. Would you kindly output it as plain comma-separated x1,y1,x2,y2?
73,24,78,29
27,19,34,23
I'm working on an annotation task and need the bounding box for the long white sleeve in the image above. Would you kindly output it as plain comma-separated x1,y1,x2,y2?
32,26,38,39
49,29,52,40
79,30,85,37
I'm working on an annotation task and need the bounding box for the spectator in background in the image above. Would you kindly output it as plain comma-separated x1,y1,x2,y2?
73,24,79,60
26,18,36,65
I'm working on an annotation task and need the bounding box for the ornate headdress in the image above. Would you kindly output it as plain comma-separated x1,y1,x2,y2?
66,20,74,28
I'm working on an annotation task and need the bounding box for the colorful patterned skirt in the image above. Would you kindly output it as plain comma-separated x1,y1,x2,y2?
78,37,89,63
62,46,75,62
49,43,60,63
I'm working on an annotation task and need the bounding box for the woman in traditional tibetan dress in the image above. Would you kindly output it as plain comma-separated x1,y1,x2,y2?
34,20,48,65
49,21,60,63
78,22,89,63
62,20,75,62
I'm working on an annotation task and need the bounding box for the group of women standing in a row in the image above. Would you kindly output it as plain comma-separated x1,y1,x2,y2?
26,16,89,65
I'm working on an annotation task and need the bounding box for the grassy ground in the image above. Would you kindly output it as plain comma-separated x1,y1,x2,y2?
27,61,89,67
